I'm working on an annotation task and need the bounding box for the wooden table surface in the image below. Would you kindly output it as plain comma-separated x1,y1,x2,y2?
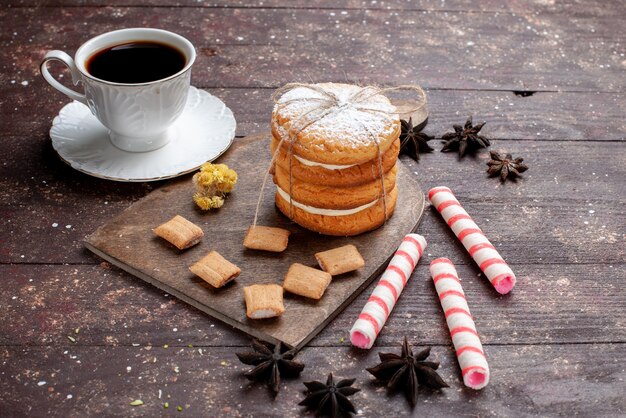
1,1,624,416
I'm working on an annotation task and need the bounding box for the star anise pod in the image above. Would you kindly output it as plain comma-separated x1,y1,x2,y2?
486,151,529,182
366,337,448,407
441,116,490,157
399,117,434,161
299,373,360,417
236,339,305,395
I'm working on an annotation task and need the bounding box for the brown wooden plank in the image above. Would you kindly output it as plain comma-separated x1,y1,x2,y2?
1,7,625,92
3,84,625,141
4,0,622,18
1,137,623,265
1,344,624,416
1,1,624,415
0,263,249,347
82,134,425,348
2,262,624,347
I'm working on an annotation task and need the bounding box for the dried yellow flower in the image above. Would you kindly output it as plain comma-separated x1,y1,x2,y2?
199,163,238,192
192,163,237,210
193,194,224,210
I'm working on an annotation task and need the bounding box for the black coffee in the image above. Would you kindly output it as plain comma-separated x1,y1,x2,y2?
86,41,186,84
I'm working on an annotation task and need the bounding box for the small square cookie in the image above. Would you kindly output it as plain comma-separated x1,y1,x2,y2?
243,284,285,319
243,225,290,252
315,244,365,275
283,263,332,300
189,251,241,288
154,215,203,250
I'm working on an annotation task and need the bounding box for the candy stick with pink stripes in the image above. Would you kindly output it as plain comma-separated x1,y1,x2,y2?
428,186,516,294
430,258,490,389
350,233,427,349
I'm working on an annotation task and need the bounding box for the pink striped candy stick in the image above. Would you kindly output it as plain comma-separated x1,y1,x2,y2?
350,233,427,349
430,258,490,389
428,186,516,294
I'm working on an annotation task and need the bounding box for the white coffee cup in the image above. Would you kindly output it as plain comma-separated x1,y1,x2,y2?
41,28,196,152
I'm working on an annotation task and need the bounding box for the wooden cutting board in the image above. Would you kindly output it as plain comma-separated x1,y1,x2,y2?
85,133,425,349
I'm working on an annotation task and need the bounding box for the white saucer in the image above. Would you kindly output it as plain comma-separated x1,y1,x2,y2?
50,86,236,182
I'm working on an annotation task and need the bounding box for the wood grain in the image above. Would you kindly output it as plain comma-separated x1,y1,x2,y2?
5,0,624,17
2,7,625,92
2,262,624,347
84,134,425,348
1,0,625,416
1,344,624,417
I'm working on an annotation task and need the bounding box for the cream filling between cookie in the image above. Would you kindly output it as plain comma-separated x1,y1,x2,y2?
276,186,378,216
293,155,356,170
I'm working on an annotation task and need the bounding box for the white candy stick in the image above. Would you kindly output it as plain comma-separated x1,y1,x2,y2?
349,234,426,349
430,258,490,390
428,186,516,294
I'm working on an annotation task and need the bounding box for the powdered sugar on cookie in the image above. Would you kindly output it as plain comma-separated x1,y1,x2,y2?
273,83,398,148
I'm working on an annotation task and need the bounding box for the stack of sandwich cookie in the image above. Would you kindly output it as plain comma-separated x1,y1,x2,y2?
271,83,401,236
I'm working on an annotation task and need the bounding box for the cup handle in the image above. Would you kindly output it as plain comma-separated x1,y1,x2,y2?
40,50,88,105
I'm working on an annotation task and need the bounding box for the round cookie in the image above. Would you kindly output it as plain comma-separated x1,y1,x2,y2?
274,164,397,210
275,184,398,236
271,136,400,187
272,83,400,165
